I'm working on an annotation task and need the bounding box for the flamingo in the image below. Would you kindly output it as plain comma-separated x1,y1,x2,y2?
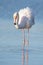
13,7,35,49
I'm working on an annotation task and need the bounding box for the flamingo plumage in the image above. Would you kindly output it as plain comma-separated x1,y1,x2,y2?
13,7,35,49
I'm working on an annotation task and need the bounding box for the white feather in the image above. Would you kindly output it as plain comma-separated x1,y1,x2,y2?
13,7,34,29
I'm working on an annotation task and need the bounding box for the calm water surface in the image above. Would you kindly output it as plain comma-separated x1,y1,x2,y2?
0,0,43,65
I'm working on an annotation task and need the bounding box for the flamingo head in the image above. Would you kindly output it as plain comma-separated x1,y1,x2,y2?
13,12,19,25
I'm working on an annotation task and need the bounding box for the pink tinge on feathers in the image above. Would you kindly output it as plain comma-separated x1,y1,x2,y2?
13,7,35,29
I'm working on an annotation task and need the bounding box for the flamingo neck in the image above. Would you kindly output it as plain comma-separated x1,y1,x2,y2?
15,12,19,29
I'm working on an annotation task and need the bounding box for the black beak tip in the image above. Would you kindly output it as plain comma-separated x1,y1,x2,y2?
14,23,16,25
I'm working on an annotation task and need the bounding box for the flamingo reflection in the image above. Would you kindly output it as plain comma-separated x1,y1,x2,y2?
22,46,29,65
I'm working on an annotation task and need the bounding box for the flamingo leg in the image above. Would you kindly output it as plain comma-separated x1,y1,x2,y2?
26,29,29,65
22,29,29,65
22,29,25,65
24,29,25,48
22,29,25,49
28,29,29,47
25,29,29,49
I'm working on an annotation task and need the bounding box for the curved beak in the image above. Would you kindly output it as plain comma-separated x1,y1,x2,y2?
14,16,17,25
15,16,17,21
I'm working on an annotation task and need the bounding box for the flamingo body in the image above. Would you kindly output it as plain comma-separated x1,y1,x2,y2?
13,7,35,29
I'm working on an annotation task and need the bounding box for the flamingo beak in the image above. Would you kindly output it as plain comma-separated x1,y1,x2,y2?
14,16,17,25
14,23,16,25
15,15,17,20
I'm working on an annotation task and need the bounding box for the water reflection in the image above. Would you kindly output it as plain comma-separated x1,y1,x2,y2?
22,48,29,65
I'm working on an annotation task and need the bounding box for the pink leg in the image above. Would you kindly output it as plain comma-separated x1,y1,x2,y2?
28,29,29,47
22,29,29,65
22,29,25,49
26,29,29,65
22,29,25,65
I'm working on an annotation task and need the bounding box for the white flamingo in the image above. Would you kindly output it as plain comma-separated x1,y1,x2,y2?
13,7,35,49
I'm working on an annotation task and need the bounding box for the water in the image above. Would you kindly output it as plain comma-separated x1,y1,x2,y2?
0,46,43,65
0,0,43,65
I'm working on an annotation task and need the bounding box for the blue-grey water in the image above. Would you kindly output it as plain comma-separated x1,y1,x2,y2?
0,0,43,65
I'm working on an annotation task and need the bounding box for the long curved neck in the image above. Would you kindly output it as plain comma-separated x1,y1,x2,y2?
17,12,19,25
15,13,19,29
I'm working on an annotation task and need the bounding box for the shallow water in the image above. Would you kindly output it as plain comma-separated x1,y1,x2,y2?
0,46,43,65
0,0,43,65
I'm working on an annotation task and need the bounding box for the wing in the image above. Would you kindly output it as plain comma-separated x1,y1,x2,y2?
18,16,28,29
